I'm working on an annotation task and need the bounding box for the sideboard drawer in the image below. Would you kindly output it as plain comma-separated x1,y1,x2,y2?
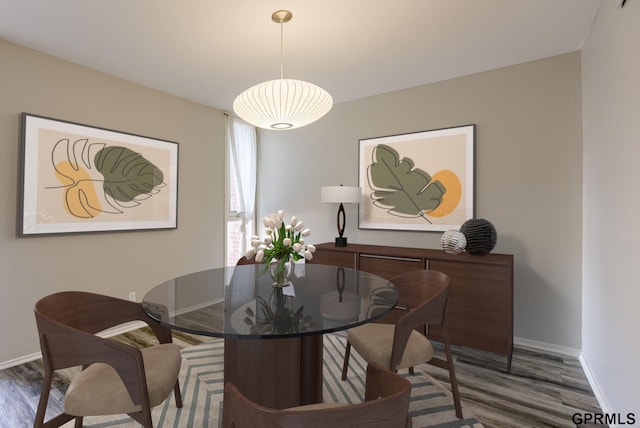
311,249,356,268
358,254,425,280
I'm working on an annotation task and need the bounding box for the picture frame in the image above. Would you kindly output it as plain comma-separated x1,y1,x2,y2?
18,113,179,236
358,125,475,232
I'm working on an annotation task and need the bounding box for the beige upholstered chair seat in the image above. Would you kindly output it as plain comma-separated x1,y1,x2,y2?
347,323,434,370
65,343,181,416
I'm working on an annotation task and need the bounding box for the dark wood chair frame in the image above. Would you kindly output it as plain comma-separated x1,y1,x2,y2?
235,255,260,266
33,291,183,428
341,270,463,419
222,362,412,428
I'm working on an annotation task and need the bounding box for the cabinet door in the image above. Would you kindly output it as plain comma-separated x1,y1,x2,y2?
359,254,425,280
311,249,356,269
428,260,512,356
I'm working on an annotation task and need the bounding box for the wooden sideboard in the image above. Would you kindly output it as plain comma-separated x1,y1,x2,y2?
309,242,514,371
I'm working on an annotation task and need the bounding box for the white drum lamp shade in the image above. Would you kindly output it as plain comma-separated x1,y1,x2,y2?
321,186,361,204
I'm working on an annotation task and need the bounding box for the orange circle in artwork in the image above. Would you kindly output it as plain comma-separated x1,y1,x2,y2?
427,170,462,217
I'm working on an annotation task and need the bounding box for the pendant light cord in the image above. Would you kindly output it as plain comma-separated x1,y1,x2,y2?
279,20,285,80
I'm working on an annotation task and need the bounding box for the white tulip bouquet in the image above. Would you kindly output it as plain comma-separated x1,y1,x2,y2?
245,210,316,284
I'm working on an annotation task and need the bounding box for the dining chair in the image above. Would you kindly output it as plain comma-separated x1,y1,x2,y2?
341,269,463,419
236,255,260,265
222,362,412,428
33,291,183,428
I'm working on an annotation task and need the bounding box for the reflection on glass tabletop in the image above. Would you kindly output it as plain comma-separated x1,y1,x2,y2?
142,263,398,339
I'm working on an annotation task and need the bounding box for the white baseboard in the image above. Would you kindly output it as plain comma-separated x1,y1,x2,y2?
514,336,581,357
0,321,146,371
0,351,43,371
579,353,614,415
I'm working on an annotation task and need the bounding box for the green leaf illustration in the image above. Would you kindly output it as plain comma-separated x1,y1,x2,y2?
367,144,445,221
94,146,165,202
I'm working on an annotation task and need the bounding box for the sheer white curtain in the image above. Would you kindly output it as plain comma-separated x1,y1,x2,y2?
226,115,257,264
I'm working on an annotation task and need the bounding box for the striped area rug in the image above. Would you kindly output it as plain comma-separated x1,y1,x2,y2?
63,335,482,427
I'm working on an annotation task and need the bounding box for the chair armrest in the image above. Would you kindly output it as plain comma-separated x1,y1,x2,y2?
222,382,261,428
110,299,174,345
388,309,422,371
388,285,449,371
40,329,149,406
363,363,410,402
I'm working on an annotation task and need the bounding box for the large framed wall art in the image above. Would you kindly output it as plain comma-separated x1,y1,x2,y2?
18,113,179,236
359,125,474,232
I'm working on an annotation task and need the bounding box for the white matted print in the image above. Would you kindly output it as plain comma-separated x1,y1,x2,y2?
18,113,178,236
359,125,474,232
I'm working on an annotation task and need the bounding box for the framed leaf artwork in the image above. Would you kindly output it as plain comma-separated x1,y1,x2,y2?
358,125,474,232
18,113,178,236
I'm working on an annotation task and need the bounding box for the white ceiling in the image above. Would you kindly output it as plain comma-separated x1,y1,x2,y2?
0,0,602,112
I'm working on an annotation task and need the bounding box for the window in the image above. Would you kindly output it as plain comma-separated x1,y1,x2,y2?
225,115,257,266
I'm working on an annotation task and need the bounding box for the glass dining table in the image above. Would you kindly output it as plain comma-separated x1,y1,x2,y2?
142,262,398,409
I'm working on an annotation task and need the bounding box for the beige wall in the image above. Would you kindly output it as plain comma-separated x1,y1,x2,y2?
582,0,640,414
0,40,226,364
260,52,584,352
0,40,585,367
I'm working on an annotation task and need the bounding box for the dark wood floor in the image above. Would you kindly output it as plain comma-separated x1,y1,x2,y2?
0,327,604,428
423,340,605,428
119,328,606,427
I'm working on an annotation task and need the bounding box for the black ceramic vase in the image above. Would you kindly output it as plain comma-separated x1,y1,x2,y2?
460,219,497,255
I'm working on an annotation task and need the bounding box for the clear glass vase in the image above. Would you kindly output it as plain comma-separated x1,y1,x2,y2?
269,258,295,287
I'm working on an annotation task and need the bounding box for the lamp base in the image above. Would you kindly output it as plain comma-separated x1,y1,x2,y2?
335,237,348,247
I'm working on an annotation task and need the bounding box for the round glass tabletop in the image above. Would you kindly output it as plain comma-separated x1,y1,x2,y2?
142,263,398,339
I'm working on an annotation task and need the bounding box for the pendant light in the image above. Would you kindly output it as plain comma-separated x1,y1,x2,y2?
233,10,333,130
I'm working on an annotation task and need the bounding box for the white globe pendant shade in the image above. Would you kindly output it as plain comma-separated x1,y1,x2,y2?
233,78,333,130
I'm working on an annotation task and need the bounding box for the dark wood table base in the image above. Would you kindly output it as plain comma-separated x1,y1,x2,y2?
223,335,323,409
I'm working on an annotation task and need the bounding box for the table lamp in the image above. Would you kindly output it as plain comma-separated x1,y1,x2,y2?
321,185,361,247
